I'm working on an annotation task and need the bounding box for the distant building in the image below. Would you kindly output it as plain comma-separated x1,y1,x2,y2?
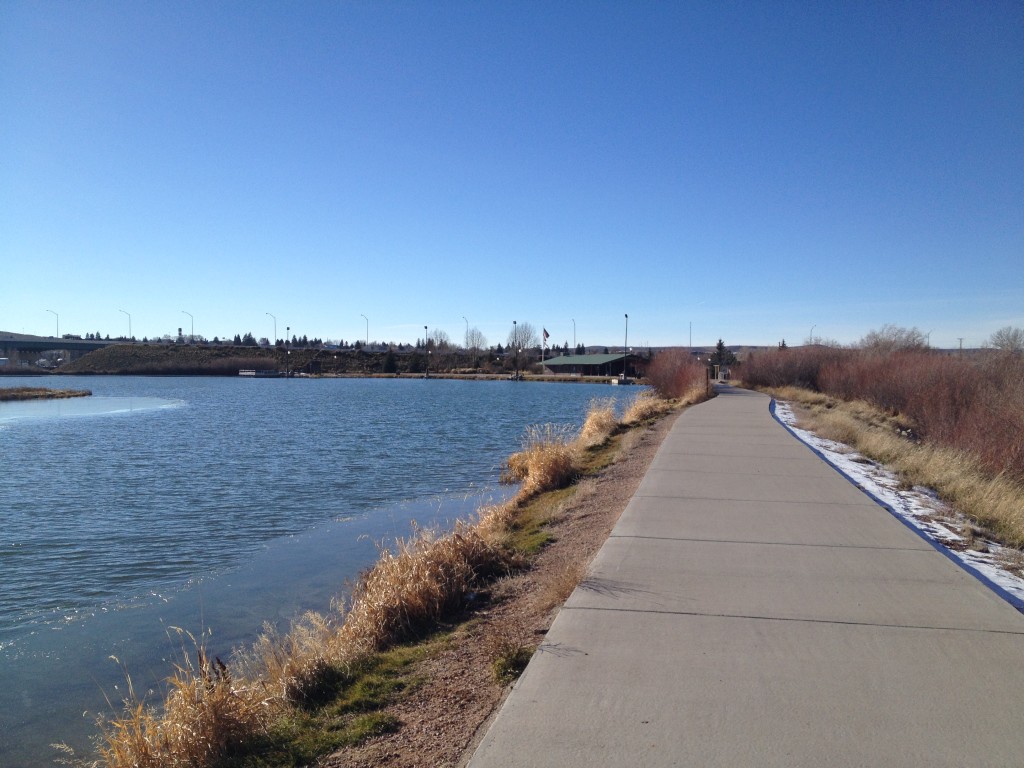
542,353,647,378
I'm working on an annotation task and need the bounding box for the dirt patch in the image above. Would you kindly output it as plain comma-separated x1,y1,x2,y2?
321,411,681,768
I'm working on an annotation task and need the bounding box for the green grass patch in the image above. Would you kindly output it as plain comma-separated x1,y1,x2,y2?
216,641,435,768
492,645,533,684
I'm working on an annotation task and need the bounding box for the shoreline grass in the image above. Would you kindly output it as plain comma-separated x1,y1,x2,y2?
0,386,91,401
64,386,711,768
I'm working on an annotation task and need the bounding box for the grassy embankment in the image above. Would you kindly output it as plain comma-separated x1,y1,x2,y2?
0,387,91,401
742,346,1024,549
66,357,710,768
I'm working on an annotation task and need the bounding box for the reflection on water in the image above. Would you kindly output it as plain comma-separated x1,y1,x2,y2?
0,375,639,765
0,395,181,422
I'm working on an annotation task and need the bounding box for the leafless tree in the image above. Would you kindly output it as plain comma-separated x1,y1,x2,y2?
507,321,540,352
466,327,487,353
429,328,451,350
859,325,928,353
989,326,1024,354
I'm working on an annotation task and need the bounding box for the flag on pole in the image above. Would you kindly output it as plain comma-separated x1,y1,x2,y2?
543,328,549,341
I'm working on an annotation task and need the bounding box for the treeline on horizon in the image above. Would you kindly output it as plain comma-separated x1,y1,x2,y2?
53,343,634,377
742,325,1024,483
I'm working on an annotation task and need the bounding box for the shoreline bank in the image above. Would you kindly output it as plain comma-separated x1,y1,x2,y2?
78,391,701,767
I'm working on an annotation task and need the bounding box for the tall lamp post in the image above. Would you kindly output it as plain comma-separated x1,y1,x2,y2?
513,320,518,380
361,314,368,347
572,318,576,352
46,309,59,338
624,313,629,378
182,311,194,343
424,325,429,376
266,312,276,345
119,309,131,340
463,316,469,349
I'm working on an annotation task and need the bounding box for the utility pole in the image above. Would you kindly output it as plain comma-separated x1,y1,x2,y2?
624,313,629,378
512,319,520,380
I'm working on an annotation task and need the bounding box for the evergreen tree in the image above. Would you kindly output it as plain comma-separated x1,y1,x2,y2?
713,339,737,366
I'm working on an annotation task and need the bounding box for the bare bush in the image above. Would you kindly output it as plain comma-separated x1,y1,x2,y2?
746,345,1024,484
989,326,1024,354
645,349,705,399
858,324,928,352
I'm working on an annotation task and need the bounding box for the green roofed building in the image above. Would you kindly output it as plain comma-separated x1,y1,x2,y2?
541,353,646,378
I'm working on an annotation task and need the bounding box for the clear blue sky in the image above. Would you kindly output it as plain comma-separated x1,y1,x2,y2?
2,1,1021,349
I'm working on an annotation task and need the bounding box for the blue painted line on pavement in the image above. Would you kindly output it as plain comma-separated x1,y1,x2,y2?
769,398,1024,615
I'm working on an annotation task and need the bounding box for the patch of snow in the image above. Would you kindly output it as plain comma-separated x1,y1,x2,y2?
773,400,1024,606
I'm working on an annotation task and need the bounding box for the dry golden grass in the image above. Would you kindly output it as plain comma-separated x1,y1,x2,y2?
338,522,507,653
578,397,618,447
622,390,672,424
240,611,343,705
90,630,273,768
773,387,1024,548
503,424,579,501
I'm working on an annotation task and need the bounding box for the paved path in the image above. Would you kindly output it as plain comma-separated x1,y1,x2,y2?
468,386,1024,767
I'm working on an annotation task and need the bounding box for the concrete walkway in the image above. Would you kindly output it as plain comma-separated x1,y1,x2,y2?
468,386,1024,767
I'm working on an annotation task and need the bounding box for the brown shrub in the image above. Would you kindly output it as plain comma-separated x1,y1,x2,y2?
646,349,706,399
749,347,1024,483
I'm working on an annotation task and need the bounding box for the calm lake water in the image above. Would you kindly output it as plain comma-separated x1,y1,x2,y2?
0,375,639,765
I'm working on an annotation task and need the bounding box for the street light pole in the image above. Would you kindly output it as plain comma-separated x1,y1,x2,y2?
361,314,369,347
513,320,518,379
463,316,469,349
119,309,131,340
809,325,816,345
182,311,193,343
266,312,276,345
46,309,59,338
572,318,576,351
424,325,429,376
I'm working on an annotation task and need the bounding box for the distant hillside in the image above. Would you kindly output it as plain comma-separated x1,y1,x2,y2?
61,344,391,376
